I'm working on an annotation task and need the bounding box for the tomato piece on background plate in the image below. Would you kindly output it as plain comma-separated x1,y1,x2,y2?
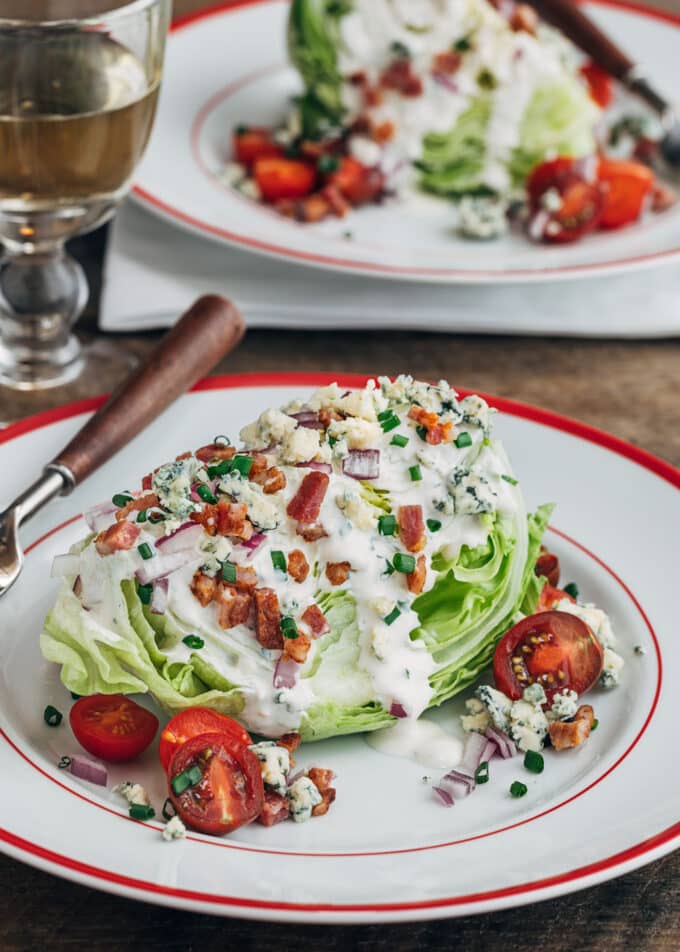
70,695,159,763
537,582,576,611
168,731,264,836
328,157,385,205
494,610,603,703
159,707,252,772
597,158,655,229
579,61,614,108
527,156,603,244
233,127,283,167
254,157,316,202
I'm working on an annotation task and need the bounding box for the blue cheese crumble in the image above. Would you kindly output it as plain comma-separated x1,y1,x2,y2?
250,741,291,796
472,684,548,752
114,782,151,807
287,776,322,823
152,458,204,520
549,689,579,720
162,815,187,842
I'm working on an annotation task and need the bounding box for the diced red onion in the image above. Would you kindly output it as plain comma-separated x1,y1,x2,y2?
438,772,473,801
390,701,407,718
342,449,380,480
295,461,332,474
136,549,197,585
459,730,489,775
432,786,454,807
481,739,498,764
273,656,299,690
286,768,305,787
236,532,266,561
51,554,81,578
290,411,325,430
484,726,518,759
155,522,203,553
84,501,117,533
69,753,108,786
433,72,459,93
150,577,169,615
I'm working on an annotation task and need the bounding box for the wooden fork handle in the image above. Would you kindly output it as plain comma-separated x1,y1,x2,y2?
50,295,244,489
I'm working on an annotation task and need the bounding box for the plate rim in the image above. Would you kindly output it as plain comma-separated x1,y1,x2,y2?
0,371,679,920
131,0,680,286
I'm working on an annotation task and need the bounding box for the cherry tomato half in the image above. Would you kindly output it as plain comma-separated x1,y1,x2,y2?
537,583,576,612
580,61,614,109
597,158,654,230
70,695,159,763
254,157,316,202
535,547,560,587
159,707,252,772
167,731,264,836
327,157,385,205
232,127,283,167
493,610,604,703
527,157,603,244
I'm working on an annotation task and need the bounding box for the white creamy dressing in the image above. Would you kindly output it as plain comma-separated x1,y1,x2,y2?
366,716,463,768
65,376,526,738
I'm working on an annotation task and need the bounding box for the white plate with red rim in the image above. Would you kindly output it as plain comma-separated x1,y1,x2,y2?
131,0,680,285
0,372,678,923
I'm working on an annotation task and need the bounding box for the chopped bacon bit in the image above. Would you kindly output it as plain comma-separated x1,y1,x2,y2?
248,453,268,481
307,767,333,791
190,570,217,607
548,704,596,750
318,408,342,427
322,183,351,217
95,521,141,556
233,565,258,592
312,787,337,817
408,405,453,444
287,471,329,523
373,120,396,144
283,631,311,664
325,561,351,586
195,443,236,464
433,50,462,74
257,790,291,826
398,505,426,553
214,583,252,629
191,501,253,540
115,492,160,522
175,451,192,461
380,58,424,97
535,547,560,587
141,473,153,491
287,549,310,583
365,86,384,107
651,182,678,212
406,554,427,595
296,523,328,542
254,587,283,649
510,3,538,32
276,192,332,223
277,732,302,755
348,70,367,86
263,467,287,494
301,604,330,638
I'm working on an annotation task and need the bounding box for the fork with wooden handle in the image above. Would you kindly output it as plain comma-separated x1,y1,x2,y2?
0,294,244,599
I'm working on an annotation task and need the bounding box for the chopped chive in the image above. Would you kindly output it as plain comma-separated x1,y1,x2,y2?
328,436,338,448
523,750,544,774
510,780,528,798
136,509,148,523
171,765,203,795
221,561,237,583
318,154,340,173
281,616,299,639
408,464,422,482
378,409,394,421
271,550,287,573
162,798,176,821
112,493,133,508
235,124,249,136
393,552,416,574
563,582,579,600
129,804,155,822
231,455,254,477
474,761,489,784
384,559,395,576
455,431,472,448
416,425,428,442
501,474,519,486
454,35,472,52
380,414,400,434
183,634,205,650
43,705,62,727
70,692,81,700
378,514,397,536
58,756,71,769
148,510,165,524
426,518,442,533
137,583,153,605
384,606,401,626
591,718,599,732
207,460,232,479
197,484,217,504
137,542,154,561
390,434,409,448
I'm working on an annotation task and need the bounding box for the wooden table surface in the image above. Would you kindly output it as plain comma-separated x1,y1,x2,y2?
1,0,679,948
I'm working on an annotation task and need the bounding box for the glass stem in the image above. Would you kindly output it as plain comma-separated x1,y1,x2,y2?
0,243,87,390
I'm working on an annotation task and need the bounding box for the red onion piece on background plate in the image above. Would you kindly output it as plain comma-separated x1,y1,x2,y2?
290,411,325,430
432,786,454,807
296,461,333,474
390,701,407,718
136,549,197,585
50,554,81,578
150,577,169,615
155,522,203,553
342,449,380,480
484,726,518,759
69,754,108,786
273,657,299,690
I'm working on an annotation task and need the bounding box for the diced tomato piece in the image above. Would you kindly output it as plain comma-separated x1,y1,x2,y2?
432,51,462,74
312,787,336,817
95,520,140,555
233,127,283,167
307,767,334,791
408,405,452,444
537,583,576,611
214,583,252,629
597,157,654,230
380,58,423,97
287,549,310,583
254,588,283,649
141,473,153,491
195,443,236,464
190,570,218,607
257,790,291,826
372,121,396,144
527,157,603,243
406,554,427,595
535,547,560,587
283,631,311,664
398,505,426,553
580,61,613,108
115,492,159,522
325,561,351,586
277,732,301,755
328,157,384,206
254,157,317,202
651,182,678,213
287,471,329,523
301,604,330,638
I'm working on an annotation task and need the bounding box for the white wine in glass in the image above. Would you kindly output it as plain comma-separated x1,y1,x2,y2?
0,0,171,390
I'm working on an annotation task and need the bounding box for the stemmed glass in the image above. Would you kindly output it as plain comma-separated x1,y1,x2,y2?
0,0,171,390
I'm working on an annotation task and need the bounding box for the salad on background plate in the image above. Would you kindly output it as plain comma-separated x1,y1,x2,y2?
42,377,625,839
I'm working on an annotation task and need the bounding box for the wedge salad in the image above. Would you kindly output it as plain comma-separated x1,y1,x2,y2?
226,0,675,242
43,377,625,835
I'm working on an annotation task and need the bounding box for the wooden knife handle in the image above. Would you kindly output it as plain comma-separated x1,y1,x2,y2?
527,0,634,79
51,295,244,487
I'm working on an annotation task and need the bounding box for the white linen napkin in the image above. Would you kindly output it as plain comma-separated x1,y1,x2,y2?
100,201,680,337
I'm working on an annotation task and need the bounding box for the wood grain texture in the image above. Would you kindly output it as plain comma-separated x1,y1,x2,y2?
0,0,679,947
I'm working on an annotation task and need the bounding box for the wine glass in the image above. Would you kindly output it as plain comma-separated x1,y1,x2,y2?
0,0,171,391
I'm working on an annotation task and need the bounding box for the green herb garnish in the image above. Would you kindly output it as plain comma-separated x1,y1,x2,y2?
281,616,299,640
43,705,62,727
137,542,154,561
221,561,237,583
455,432,472,448
475,761,489,784
510,780,528,798
183,635,205,650
501,474,519,486
563,582,579,600
384,606,401,626
137,583,153,605
523,750,544,774
393,553,416,574
129,804,155,822
390,434,409,447
112,493,133,508
271,550,287,573
408,464,422,482
196,484,217,504
426,519,442,533
378,514,397,536
171,765,203,795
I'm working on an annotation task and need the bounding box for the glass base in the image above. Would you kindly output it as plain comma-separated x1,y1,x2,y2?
0,332,84,390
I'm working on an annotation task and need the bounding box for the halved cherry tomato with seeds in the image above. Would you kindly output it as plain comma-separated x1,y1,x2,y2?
159,707,251,772
493,610,604,704
70,695,158,763
254,157,316,202
328,157,385,205
233,127,283,167
168,731,264,836
527,157,602,244
597,158,654,230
